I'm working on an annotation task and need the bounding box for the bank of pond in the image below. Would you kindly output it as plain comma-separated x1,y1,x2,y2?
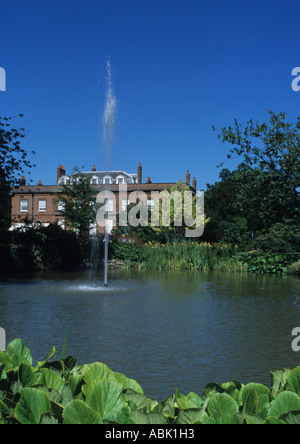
1,338,300,424
111,241,300,275
1,225,300,275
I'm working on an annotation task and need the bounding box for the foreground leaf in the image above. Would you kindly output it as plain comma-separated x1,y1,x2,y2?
84,379,127,422
206,393,239,424
267,391,300,419
286,367,300,396
63,400,102,424
15,388,51,424
6,339,32,365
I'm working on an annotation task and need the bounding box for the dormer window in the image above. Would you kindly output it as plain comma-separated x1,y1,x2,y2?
103,176,112,185
116,175,125,185
91,176,99,185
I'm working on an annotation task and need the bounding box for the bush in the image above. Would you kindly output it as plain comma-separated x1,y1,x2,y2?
3,224,84,273
287,262,300,275
252,220,300,254
238,253,299,274
110,241,146,264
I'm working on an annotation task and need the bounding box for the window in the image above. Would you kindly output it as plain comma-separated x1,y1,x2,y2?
103,176,112,185
58,201,65,211
91,176,99,185
105,198,114,212
38,200,47,212
116,175,125,184
122,199,130,211
20,199,28,212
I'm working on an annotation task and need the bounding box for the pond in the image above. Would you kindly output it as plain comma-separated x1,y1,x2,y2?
0,269,299,400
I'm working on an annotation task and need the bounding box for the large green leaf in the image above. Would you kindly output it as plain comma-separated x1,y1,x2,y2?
39,368,65,394
63,399,102,424
267,391,300,418
18,363,36,388
280,410,300,424
157,394,176,419
176,408,207,424
206,393,239,424
6,339,32,365
239,383,272,419
68,375,84,397
83,379,127,422
0,351,13,371
114,372,144,394
130,409,168,424
176,389,203,410
0,399,10,416
124,390,158,413
286,367,300,396
15,388,51,424
270,369,291,396
82,362,116,386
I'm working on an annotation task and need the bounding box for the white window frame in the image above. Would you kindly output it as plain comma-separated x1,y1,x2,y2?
38,199,47,212
103,176,112,185
20,199,28,212
122,199,130,211
105,198,114,212
58,201,65,211
91,176,99,185
116,175,125,185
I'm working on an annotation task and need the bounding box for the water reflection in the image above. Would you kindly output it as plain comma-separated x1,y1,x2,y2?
0,270,299,400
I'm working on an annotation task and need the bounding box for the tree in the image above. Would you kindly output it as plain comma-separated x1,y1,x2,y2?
0,115,35,232
55,168,97,240
212,110,300,229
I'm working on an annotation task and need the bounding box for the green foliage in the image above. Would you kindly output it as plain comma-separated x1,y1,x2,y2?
0,115,36,187
111,240,246,272
1,224,83,274
213,110,300,224
110,241,146,265
0,115,36,233
238,253,299,274
55,168,97,240
207,110,300,251
2,339,300,424
253,220,300,253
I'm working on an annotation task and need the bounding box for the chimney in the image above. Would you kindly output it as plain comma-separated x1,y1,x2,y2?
57,165,66,183
19,176,26,186
138,163,142,184
37,180,42,186
146,176,152,184
186,170,190,185
92,165,96,172
192,177,196,191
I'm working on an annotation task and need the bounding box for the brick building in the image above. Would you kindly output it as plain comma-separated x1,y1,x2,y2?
10,163,197,233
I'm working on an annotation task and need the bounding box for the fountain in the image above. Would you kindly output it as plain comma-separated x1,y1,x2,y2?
102,60,116,287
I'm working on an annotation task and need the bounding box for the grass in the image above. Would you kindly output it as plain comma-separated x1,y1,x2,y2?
140,241,247,272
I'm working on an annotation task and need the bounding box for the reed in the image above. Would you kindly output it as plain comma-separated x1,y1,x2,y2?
140,241,245,272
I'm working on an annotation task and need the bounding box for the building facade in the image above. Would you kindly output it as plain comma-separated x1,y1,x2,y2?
10,163,197,233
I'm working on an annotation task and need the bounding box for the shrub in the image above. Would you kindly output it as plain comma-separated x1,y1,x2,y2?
5,224,84,273
238,253,299,274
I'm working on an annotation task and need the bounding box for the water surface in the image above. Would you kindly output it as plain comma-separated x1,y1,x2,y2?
0,269,299,400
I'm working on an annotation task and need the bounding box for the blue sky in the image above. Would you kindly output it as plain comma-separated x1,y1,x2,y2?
1,0,300,190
